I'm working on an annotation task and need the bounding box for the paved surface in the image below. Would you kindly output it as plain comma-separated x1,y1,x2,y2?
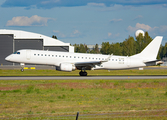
0,76,167,80
1,65,167,70
0,65,55,70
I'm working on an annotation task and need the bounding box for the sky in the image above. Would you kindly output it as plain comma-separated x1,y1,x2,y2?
0,0,167,45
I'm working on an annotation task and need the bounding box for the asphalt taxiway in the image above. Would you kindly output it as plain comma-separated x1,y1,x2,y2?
1,65,167,70
0,76,167,80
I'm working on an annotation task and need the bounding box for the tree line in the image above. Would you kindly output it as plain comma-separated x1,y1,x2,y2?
53,32,166,59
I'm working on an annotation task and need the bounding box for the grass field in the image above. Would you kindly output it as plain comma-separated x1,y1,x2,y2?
1,68,167,76
0,78,167,119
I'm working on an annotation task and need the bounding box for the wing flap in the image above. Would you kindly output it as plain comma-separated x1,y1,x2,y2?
75,61,102,66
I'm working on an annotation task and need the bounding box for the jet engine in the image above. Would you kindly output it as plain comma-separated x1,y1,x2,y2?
57,63,75,72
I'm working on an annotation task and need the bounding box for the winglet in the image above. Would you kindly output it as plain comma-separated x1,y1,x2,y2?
105,54,113,62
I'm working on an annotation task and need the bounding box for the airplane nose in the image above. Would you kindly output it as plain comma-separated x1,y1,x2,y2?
5,56,11,61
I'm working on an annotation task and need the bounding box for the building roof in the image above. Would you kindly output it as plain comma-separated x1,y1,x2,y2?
0,29,70,46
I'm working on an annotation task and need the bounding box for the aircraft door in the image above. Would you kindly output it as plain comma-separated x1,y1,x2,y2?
26,50,31,60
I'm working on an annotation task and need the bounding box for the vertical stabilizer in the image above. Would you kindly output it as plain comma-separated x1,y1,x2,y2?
131,36,163,60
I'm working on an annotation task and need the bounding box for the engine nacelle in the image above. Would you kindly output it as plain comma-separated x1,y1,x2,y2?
57,63,75,72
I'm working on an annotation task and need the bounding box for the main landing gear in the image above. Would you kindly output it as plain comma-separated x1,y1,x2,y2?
79,70,87,76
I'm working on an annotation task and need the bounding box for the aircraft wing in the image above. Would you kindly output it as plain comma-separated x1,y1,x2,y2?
74,61,103,66
74,54,113,67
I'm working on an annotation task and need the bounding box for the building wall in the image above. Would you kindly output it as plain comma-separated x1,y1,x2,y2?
15,39,43,51
44,46,69,52
0,34,13,65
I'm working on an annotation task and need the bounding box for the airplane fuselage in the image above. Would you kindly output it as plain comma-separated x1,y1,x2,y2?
6,49,146,70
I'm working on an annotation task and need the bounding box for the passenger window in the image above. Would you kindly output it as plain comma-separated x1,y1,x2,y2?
34,54,36,56
41,54,43,56
52,55,54,57
45,54,47,56
66,56,68,58
59,55,61,57
55,55,57,57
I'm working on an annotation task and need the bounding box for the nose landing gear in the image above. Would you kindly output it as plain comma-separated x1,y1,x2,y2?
21,68,24,72
20,63,25,72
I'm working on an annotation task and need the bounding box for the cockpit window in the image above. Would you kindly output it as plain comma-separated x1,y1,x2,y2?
13,51,20,54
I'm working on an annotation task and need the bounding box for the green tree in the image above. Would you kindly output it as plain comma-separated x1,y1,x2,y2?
122,36,136,56
79,44,85,53
100,42,111,54
110,42,122,55
94,44,100,53
136,33,144,53
143,32,152,47
159,43,167,59
73,44,80,53
73,44,88,53
157,45,163,59
89,44,100,53
52,35,57,39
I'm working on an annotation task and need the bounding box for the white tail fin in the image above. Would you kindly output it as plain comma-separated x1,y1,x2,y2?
131,36,163,61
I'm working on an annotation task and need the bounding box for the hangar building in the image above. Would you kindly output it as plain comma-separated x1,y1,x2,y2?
0,29,74,65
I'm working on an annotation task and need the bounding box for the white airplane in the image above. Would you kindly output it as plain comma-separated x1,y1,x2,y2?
5,36,163,76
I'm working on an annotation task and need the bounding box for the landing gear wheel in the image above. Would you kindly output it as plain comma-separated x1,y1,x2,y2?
21,68,24,72
20,63,25,72
79,71,87,76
